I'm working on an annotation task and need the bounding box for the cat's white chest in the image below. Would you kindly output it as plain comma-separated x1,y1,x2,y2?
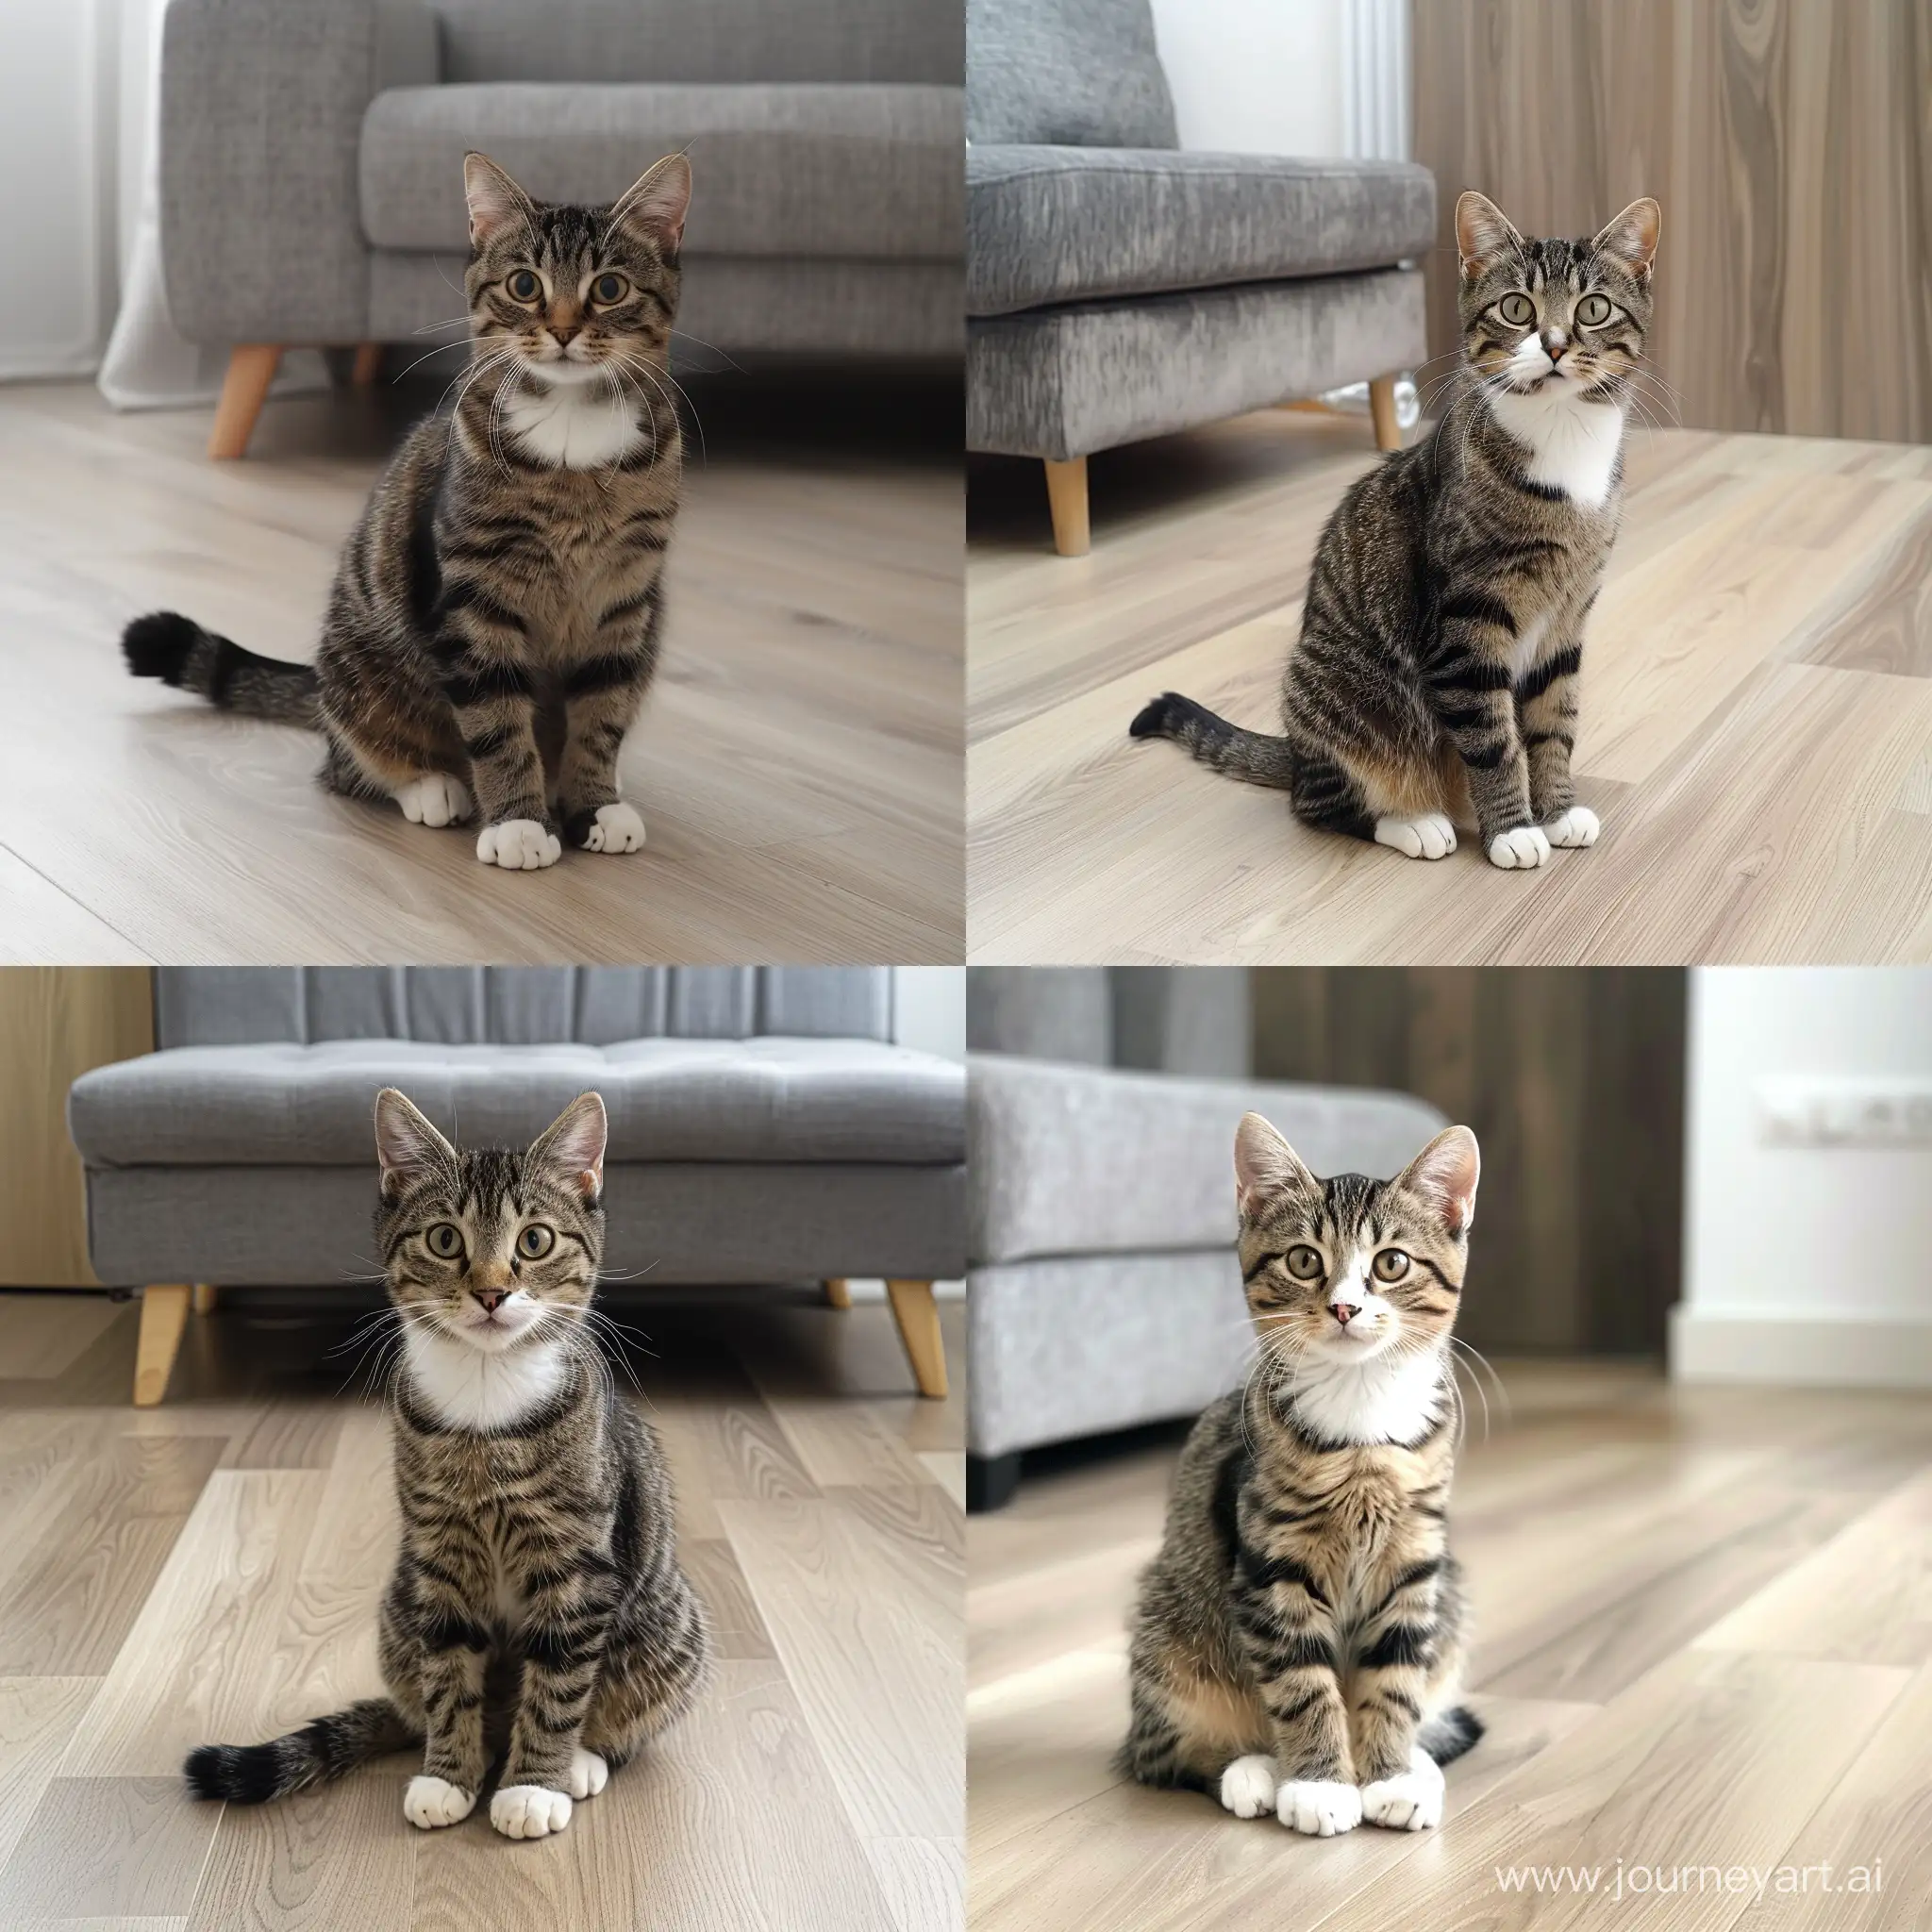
402,1327,567,1433
1490,389,1625,508
504,382,645,470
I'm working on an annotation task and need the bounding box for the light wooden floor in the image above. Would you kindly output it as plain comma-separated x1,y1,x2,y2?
969,1362,1932,1931
967,413,1932,963
0,374,963,964
0,1287,963,1931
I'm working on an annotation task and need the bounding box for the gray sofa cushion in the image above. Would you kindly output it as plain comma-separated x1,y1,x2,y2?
429,0,963,86
372,249,964,357
967,266,1426,459
86,1163,964,1287
72,1039,965,1170
965,0,1175,147
361,84,963,258
968,1054,1446,1264
156,966,891,1050
969,1251,1250,1457
967,148,1438,316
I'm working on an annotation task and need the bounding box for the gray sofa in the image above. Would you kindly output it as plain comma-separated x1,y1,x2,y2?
161,0,963,455
966,0,1436,553
68,967,964,1407
964,969,1442,1507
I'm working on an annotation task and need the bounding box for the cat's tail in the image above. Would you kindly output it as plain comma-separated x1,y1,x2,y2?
123,610,320,725
1128,691,1297,788
1419,1704,1485,1767
184,1697,418,1804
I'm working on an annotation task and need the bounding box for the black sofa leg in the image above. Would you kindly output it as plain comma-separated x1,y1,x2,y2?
967,1452,1023,1512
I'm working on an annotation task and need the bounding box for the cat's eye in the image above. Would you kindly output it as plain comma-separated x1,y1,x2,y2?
1284,1245,1324,1280
1373,1249,1411,1283
1575,292,1613,326
425,1223,464,1259
506,269,541,303
517,1224,556,1259
591,273,628,305
1497,292,1535,327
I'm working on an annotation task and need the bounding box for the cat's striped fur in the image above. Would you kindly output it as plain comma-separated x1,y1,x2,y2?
185,1089,709,1840
1119,1113,1483,1836
124,152,691,870
1131,192,1660,872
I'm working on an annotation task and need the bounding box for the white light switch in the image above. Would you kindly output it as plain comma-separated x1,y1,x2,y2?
1757,1078,1932,1148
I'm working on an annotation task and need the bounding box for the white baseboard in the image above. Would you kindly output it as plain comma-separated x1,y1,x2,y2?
1671,1307,1932,1388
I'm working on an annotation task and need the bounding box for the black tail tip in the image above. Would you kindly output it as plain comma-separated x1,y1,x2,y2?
183,1741,281,1805
1424,1704,1485,1766
1129,691,1187,740
122,610,201,684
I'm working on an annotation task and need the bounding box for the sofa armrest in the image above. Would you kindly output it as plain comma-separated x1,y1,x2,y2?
159,0,438,345
967,1053,1447,1265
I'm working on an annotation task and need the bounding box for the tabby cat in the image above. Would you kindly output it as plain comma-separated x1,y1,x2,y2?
185,1089,711,1840
1119,1112,1484,1836
1132,191,1660,871
124,151,691,870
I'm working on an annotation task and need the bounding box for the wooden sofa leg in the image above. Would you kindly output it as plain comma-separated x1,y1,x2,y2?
191,1283,220,1315
1369,374,1402,452
884,1279,948,1399
208,344,282,458
823,1278,853,1309
134,1285,192,1407
1042,457,1090,557
350,341,384,386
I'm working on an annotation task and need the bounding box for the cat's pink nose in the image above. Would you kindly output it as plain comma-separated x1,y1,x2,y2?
1329,1302,1357,1326
473,1288,508,1314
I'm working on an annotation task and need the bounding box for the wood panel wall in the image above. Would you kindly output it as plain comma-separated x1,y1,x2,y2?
1409,0,1932,441
0,970,154,1288
1250,970,1686,1357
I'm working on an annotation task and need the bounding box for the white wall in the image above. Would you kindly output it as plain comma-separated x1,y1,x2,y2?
1150,0,1345,156
1148,0,1407,160
1674,967,1932,1387
0,2,108,377
893,968,965,1062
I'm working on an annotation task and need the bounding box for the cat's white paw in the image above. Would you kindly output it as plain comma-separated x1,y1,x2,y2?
1218,1754,1278,1820
476,818,560,870
566,1747,608,1801
1543,805,1600,848
1276,1778,1362,1836
581,800,645,854
1374,813,1457,860
1487,825,1551,870
1361,1750,1445,1831
394,774,473,828
403,1774,475,1829
490,1784,573,1840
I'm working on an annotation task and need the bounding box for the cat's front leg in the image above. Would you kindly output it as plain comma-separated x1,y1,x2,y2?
1350,1566,1445,1831
436,605,560,870
1426,607,1548,870
403,1598,491,1829
1518,634,1598,850
1232,1574,1359,1834
491,1557,620,1840
557,587,663,856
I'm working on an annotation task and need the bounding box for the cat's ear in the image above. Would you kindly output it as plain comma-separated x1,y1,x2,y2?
374,1089,455,1198
530,1091,608,1200
1396,1126,1481,1237
1593,196,1661,283
1234,1112,1317,1216
610,153,691,254
462,152,536,247
1455,191,1524,278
